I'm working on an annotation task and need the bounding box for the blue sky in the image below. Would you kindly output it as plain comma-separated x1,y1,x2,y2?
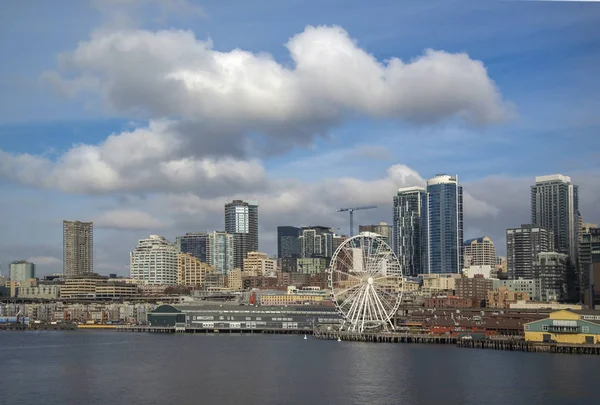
0,0,599,276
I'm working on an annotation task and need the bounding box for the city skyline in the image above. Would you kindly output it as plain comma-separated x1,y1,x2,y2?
0,0,599,276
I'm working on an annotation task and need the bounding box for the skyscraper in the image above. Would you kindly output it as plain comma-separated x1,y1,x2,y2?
225,200,259,269
277,226,301,258
463,237,497,267
130,235,178,285
63,220,93,278
580,226,600,306
393,187,426,276
421,175,463,274
359,222,393,248
208,231,235,275
9,260,36,282
299,226,334,258
531,174,579,262
506,224,555,279
176,232,210,262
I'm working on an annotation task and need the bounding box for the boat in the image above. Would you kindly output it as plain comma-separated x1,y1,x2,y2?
304,335,307,340
337,337,341,342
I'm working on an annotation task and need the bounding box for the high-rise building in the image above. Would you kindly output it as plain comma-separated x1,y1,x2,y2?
9,260,36,282
177,252,215,288
130,235,178,285
63,220,93,278
277,226,301,258
208,231,235,275
359,222,393,248
393,187,426,276
225,200,259,268
421,175,463,274
299,226,334,258
332,235,348,253
534,252,568,302
176,233,209,262
531,174,579,262
580,226,600,307
463,237,497,267
506,224,555,279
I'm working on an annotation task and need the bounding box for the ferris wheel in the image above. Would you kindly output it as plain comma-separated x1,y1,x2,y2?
327,233,403,333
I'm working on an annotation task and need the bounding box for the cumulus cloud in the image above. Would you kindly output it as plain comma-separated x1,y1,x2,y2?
93,209,167,230
0,120,266,195
45,25,512,142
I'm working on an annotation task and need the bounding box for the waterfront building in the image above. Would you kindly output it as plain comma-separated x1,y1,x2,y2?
359,222,393,248
260,293,325,306
421,175,463,274
16,284,61,299
95,282,139,299
8,260,36,282
424,296,472,308
243,252,277,276
531,174,579,262
130,235,178,285
463,237,496,267
208,231,235,275
455,275,494,307
225,200,259,269
506,224,554,279
59,274,106,299
493,278,542,301
487,287,530,309
420,273,462,297
299,226,334,258
63,220,93,278
393,187,426,276
176,232,209,262
277,226,301,258
147,303,341,329
534,252,568,302
524,310,600,344
177,252,215,288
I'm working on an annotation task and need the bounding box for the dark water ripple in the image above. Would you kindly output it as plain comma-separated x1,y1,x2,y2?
0,331,598,405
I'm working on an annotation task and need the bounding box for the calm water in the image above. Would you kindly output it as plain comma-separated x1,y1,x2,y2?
1,331,598,405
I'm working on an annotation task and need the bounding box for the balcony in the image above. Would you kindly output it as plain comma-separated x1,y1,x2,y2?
547,326,579,334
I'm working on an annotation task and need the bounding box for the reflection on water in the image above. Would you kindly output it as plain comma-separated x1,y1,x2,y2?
0,331,598,405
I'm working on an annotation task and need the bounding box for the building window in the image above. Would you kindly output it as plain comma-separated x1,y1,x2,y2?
542,325,548,331
524,325,530,331
582,326,590,333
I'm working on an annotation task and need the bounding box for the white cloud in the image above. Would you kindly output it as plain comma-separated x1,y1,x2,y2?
93,209,167,230
46,25,512,142
0,120,266,195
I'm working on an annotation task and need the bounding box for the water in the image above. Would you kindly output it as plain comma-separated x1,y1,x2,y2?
1,331,598,405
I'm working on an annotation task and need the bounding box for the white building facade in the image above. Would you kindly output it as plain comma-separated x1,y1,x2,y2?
130,235,178,285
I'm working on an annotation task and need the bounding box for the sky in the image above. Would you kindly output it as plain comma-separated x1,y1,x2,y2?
0,0,599,277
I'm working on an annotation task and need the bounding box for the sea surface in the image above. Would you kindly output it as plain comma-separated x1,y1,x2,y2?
0,330,598,405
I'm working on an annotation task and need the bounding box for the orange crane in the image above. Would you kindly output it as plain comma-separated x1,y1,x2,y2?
337,206,377,237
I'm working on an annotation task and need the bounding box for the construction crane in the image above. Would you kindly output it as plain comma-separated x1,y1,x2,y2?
337,206,377,237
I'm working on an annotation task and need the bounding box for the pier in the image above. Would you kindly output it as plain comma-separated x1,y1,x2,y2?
314,330,457,344
115,325,309,334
